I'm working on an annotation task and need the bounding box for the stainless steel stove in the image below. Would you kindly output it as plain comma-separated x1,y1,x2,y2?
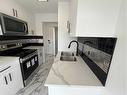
0,43,39,87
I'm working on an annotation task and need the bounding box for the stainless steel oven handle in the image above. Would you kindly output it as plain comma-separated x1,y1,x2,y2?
21,52,37,62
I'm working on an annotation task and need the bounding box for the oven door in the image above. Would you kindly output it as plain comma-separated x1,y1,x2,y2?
20,55,39,86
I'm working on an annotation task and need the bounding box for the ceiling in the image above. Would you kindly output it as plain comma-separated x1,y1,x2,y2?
15,0,58,14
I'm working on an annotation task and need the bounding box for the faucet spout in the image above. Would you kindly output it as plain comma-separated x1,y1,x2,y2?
68,40,79,56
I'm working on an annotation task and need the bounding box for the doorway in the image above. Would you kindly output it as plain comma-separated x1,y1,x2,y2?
42,22,58,59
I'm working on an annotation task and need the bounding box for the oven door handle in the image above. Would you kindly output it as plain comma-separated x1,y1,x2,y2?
20,52,37,62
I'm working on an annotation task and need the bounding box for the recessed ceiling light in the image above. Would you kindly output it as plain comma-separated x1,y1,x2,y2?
37,0,48,2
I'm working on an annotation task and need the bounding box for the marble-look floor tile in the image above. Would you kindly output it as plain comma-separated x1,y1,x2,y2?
16,54,54,95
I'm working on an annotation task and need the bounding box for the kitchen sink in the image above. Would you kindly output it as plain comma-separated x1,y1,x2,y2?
61,51,74,56
60,51,76,61
60,56,77,61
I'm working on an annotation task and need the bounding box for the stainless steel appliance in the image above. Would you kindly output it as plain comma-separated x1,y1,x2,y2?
0,12,28,35
0,43,39,87
19,49,39,86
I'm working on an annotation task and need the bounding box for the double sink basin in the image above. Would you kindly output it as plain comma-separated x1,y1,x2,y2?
60,51,77,62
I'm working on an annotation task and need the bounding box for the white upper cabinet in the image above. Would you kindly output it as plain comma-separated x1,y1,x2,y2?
69,0,78,36
69,0,122,37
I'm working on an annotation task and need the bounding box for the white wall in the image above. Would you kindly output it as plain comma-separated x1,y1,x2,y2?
102,0,126,95
58,2,77,52
0,0,35,34
35,13,58,35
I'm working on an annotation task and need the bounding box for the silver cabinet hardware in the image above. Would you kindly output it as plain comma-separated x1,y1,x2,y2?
67,21,70,33
15,10,18,17
12,8,15,17
12,9,18,17
9,73,12,81
4,76,8,85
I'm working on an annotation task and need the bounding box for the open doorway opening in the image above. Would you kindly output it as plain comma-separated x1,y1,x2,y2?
42,22,58,60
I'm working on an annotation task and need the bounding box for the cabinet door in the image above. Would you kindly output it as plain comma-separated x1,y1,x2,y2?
69,0,78,36
0,62,23,95
70,0,121,37
0,66,15,95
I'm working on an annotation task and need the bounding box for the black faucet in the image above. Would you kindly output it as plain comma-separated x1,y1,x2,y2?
68,40,79,56
82,41,93,55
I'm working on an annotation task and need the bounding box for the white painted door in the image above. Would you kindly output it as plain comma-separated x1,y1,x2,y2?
47,27,54,55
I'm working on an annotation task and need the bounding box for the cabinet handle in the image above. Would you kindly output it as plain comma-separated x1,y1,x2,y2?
4,76,8,85
67,21,70,33
12,9,15,16
15,10,18,17
9,73,12,81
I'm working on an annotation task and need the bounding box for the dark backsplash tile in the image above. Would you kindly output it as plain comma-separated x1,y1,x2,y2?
79,50,107,85
78,37,117,55
78,37,117,86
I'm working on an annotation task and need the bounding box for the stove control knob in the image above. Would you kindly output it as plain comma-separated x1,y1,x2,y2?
1,45,7,49
19,58,23,63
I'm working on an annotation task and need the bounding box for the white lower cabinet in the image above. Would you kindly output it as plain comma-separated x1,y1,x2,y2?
0,58,24,95
48,86,103,95
0,66,14,95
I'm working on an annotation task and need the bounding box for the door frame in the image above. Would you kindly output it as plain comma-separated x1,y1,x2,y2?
42,22,58,58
